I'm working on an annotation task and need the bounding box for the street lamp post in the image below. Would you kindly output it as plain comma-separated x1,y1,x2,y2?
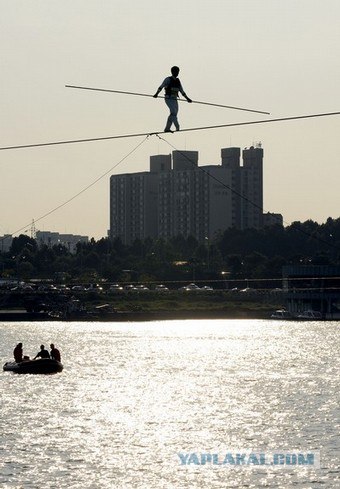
205,236,210,271
221,271,229,290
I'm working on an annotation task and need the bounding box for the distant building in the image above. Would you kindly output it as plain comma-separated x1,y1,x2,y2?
263,212,283,227
109,171,159,244
0,232,88,254
36,231,88,253
221,146,264,230
0,235,13,253
109,144,281,244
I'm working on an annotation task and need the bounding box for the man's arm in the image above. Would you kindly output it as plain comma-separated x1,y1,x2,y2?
153,77,169,98
179,81,192,103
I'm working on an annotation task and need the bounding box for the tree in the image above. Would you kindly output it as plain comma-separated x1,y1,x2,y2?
10,235,37,255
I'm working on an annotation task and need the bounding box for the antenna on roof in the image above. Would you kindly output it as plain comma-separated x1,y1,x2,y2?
30,219,36,239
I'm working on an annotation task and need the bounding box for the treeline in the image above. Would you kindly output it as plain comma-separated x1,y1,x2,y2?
1,218,340,284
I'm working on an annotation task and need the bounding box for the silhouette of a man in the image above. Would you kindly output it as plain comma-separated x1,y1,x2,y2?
153,66,192,132
13,342,23,363
34,345,50,359
50,344,61,362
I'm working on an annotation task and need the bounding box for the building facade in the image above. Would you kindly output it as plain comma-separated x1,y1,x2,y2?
36,231,88,253
0,235,13,253
110,145,282,244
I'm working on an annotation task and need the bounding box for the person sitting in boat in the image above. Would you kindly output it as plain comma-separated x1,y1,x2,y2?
33,344,50,360
50,344,61,362
13,342,23,363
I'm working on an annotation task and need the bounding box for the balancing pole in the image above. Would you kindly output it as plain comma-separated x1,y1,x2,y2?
65,84,270,115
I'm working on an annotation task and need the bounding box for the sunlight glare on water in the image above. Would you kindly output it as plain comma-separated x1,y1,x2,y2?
0,319,339,488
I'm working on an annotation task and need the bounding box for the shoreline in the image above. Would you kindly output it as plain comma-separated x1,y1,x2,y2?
0,307,275,322
1,291,338,321
1,308,338,322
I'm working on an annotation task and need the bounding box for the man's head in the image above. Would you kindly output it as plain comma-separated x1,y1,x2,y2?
50,344,54,349
171,66,180,77
40,345,45,350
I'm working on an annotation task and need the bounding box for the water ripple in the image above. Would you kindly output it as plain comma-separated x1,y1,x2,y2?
0,320,339,488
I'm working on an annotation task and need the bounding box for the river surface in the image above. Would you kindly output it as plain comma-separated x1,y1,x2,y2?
0,320,339,488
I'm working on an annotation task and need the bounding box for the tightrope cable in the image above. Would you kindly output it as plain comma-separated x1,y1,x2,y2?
1,111,340,151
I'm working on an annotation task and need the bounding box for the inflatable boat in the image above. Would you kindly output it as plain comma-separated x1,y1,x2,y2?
3,358,63,374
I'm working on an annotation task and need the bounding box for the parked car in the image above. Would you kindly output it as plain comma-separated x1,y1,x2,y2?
271,309,294,319
154,284,169,291
135,284,149,291
38,284,58,292
85,284,103,292
109,284,123,292
179,283,200,291
11,283,34,291
124,284,138,291
57,285,70,292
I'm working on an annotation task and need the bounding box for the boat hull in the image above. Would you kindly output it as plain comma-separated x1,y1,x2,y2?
3,359,63,374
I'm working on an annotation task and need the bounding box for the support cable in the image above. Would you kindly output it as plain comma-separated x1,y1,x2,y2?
0,136,149,243
156,134,339,252
1,111,340,152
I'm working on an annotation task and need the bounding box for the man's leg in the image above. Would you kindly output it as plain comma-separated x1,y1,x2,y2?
172,99,180,130
165,98,179,131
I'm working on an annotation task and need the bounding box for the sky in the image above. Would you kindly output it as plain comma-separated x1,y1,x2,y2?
1,0,340,240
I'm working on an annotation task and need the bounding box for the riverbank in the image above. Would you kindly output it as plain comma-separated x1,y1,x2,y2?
0,301,280,322
0,289,285,321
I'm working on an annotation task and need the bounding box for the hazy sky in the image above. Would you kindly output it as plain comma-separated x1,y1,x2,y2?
1,0,339,239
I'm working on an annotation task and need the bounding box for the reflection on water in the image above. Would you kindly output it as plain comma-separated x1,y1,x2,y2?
0,320,339,488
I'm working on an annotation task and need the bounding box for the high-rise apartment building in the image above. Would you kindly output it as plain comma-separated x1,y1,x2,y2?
109,171,159,244
109,145,281,244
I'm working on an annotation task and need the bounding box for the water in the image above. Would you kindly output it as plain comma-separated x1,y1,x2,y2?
0,320,339,488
